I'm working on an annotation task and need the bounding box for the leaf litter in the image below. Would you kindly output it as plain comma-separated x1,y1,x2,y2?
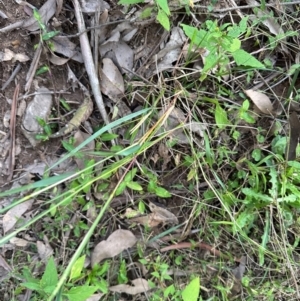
1,0,300,299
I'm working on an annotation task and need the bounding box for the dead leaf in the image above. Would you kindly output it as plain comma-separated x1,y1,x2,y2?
99,58,124,101
3,199,34,233
99,41,134,73
148,201,178,225
91,229,137,266
230,256,247,296
85,293,104,301
158,107,206,144
21,87,53,147
244,89,274,115
288,111,300,161
49,53,70,65
67,66,88,93
158,142,170,170
51,36,83,63
109,278,150,295
153,27,186,74
73,130,95,169
129,214,162,228
10,237,29,247
23,0,56,31
81,0,107,14
37,236,53,261
0,49,30,62
246,0,283,35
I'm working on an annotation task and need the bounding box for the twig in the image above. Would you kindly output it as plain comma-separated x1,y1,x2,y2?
65,20,125,38
8,84,19,182
194,1,300,12
1,64,22,91
25,42,42,92
160,241,242,262
72,0,110,126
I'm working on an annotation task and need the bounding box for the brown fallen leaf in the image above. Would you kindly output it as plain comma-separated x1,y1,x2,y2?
148,201,178,225
109,278,150,295
37,236,53,261
230,255,247,296
91,229,137,266
99,57,125,101
73,130,95,169
3,199,34,234
244,89,274,115
85,293,104,301
0,49,30,62
288,111,300,161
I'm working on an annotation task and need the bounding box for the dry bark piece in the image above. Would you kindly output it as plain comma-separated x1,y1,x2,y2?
50,96,93,138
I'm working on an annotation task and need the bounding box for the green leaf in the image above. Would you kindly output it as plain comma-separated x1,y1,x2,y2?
44,285,56,294
124,167,137,182
117,144,141,156
226,38,241,52
22,282,41,291
200,52,218,80
60,98,71,111
287,63,300,76
259,211,270,266
70,255,85,281
238,17,248,34
242,188,272,203
234,209,256,234
118,0,144,4
126,181,143,191
115,181,127,196
41,257,58,289
215,104,229,129
64,286,98,301
140,7,153,19
251,149,261,161
101,133,119,141
232,49,265,68
157,0,170,15
42,30,60,41
155,186,171,198
156,9,170,31
36,65,49,76
181,24,208,46
182,277,200,301
227,17,248,38
33,9,46,32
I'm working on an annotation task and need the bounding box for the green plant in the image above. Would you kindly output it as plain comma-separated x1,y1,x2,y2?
22,257,98,301
182,17,265,81
33,9,59,43
118,0,185,31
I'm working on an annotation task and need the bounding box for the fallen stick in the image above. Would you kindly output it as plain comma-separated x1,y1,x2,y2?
72,0,110,127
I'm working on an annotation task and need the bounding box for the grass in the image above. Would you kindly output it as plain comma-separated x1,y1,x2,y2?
1,1,300,300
